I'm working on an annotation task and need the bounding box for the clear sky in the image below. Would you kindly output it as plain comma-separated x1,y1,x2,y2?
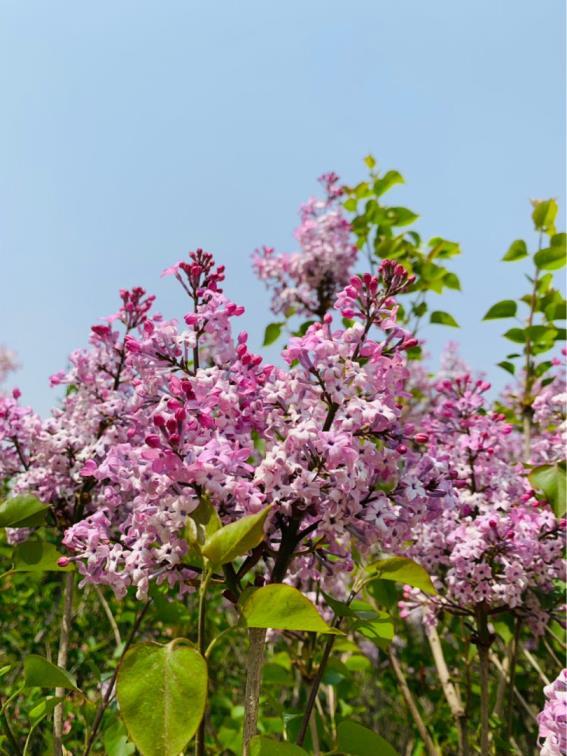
1,0,565,414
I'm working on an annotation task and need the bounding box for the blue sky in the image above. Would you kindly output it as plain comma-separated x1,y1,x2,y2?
0,0,565,414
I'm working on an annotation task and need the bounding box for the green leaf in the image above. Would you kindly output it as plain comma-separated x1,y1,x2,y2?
321,591,354,618
28,696,63,722
241,584,341,634
24,655,77,690
483,300,517,320
10,541,74,573
502,239,528,262
365,557,436,595
413,301,427,318
337,720,399,756
365,579,398,610
497,361,516,376
103,719,136,756
23,697,64,756
525,325,557,347
535,360,553,378
429,311,459,328
344,198,358,212
429,237,461,260
534,244,566,271
373,171,404,197
116,640,208,756
529,462,566,517
545,301,567,321
201,505,272,566
0,495,49,528
353,610,395,646
387,207,418,227
250,735,308,756
363,154,376,170
183,497,222,555
503,328,526,344
532,199,558,234
443,272,461,290
263,323,284,347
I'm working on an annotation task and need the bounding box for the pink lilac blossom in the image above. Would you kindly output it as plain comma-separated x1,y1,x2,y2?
0,288,155,548
54,255,453,599
400,374,565,635
252,172,358,320
537,669,567,755
531,368,567,466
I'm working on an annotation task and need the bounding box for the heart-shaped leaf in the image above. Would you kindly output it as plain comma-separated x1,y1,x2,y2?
116,640,208,756
241,584,341,634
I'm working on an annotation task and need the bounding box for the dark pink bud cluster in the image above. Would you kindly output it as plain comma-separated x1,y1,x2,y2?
118,287,156,329
178,249,225,296
318,171,344,201
378,259,416,296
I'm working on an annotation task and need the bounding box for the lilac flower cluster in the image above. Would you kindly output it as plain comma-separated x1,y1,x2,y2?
400,373,565,634
538,669,567,755
252,173,358,320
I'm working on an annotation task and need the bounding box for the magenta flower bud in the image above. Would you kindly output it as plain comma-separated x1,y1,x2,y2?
166,418,178,434
414,433,429,444
145,434,161,448
403,338,419,350
153,414,166,428
12,388,21,400
350,275,362,289
181,380,195,399
57,557,70,568
91,324,111,339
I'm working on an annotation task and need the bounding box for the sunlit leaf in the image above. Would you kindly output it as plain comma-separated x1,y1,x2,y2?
263,323,285,346
483,300,517,320
201,506,271,566
241,584,341,634
117,640,207,756
430,311,459,327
